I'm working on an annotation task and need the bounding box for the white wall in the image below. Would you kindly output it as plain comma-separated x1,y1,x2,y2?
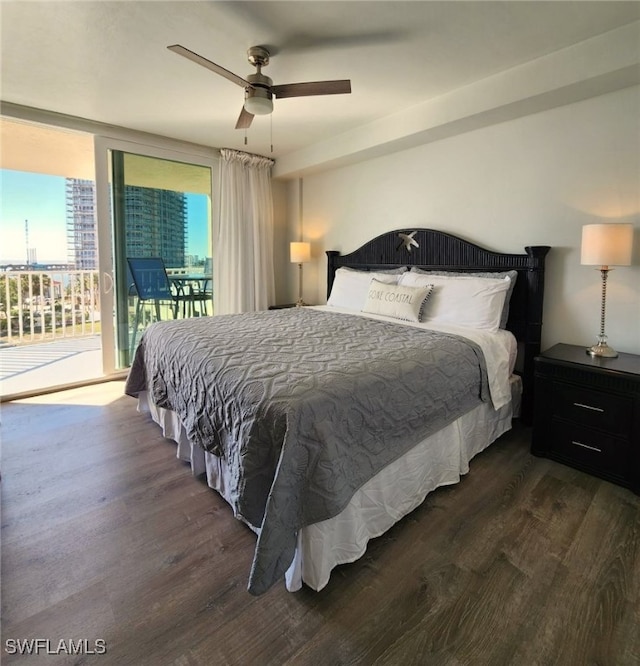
283,85,640,355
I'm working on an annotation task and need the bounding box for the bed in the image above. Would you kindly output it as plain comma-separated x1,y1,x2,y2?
125,228,550,596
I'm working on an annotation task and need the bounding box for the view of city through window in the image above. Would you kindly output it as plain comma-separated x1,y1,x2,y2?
1,169,210,268
0,166,211,396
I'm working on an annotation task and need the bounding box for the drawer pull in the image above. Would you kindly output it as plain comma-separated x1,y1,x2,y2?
573,402,604,413
571,440,602,453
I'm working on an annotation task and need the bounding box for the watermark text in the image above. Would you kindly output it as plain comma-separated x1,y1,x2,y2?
5,638,107,656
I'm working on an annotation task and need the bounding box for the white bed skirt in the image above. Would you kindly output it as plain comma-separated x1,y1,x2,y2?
137,377,518,593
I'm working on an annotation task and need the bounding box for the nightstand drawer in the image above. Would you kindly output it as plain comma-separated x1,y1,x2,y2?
550,383,632,436
550,419,628,477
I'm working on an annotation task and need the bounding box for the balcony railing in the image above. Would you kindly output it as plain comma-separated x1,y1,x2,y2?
0,269,100,346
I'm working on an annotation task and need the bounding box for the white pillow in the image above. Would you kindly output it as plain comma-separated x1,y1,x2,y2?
399,272,511,331
362,279,434,322
410,267,518,328
327,268,400,311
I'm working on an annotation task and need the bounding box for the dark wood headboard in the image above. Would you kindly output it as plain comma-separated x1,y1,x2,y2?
326,228,550,425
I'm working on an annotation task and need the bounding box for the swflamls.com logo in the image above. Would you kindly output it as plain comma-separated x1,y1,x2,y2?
5,638,107,655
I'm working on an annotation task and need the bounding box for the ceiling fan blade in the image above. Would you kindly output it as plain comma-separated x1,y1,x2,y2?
272,80,351,99
235,106,254,129
167,44,251,89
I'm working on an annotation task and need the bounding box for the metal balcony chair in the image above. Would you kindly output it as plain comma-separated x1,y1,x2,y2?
127,257,209,354
201,257,213,313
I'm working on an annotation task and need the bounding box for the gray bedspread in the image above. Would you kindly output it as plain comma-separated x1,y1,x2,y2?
125,308,489,595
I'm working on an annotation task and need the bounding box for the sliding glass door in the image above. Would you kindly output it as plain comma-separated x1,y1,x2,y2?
95,139,215,373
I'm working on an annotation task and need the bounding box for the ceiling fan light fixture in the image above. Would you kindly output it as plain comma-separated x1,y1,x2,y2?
244,88,273,115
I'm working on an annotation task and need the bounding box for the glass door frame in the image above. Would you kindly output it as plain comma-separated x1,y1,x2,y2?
94,136,218,376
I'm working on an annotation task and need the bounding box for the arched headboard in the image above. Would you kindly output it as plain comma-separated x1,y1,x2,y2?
326,228,550,425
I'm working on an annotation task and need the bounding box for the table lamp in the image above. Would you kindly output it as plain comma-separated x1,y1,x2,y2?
581,223,633,358
290,241,311,307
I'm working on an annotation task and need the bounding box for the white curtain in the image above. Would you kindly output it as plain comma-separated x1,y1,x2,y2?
214,149,276,314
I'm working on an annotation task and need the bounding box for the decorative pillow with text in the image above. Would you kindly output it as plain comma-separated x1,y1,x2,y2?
362,279,433,322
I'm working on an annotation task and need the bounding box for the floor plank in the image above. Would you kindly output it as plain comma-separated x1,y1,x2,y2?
2,381,639,665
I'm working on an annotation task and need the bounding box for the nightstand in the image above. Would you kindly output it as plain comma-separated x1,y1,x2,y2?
532,343,640,494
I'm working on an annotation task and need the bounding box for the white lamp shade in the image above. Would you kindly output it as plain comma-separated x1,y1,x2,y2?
290,242,311,264
581,223,633,267
244,89,273,116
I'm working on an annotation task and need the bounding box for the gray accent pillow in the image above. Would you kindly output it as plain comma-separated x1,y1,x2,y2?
342,266,407,275
409,268,518,328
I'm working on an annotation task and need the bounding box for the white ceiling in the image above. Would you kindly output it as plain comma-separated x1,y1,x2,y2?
1,1,639,176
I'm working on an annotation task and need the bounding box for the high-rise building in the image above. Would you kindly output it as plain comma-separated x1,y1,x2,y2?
66,179,98,269
124,186,187,268
65,180,188,269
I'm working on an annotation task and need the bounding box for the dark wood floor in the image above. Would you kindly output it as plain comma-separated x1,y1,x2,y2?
2,381,639,666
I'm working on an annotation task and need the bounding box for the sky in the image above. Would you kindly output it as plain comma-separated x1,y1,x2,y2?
0,169,210,264
0,170,67,263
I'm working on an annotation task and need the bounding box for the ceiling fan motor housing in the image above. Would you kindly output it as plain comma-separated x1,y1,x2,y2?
247,72,273,90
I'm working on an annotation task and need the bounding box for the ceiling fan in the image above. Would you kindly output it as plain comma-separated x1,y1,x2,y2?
168,44,351,129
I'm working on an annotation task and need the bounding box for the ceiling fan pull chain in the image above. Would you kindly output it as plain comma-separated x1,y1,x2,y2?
270,114,273,154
